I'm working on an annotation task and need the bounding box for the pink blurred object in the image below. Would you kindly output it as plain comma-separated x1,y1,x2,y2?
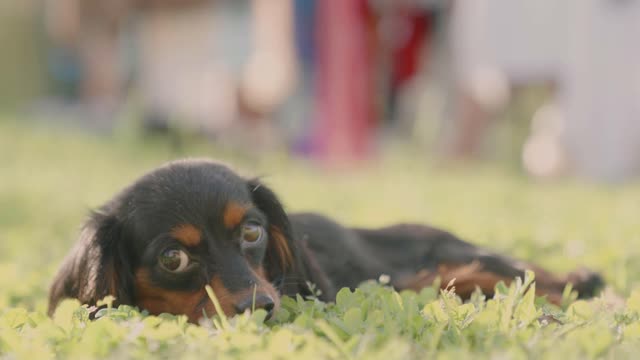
312,0,377,167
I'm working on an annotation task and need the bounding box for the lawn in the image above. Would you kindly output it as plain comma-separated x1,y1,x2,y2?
1,116,640,359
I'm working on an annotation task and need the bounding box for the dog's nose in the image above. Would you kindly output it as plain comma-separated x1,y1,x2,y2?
234,294,275,319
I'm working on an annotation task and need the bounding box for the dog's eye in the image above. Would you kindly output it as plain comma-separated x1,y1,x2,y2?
241,223,264,243
159,249,190,272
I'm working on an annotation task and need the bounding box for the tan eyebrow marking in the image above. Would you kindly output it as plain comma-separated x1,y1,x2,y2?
223,202,250,229
170,224,202,247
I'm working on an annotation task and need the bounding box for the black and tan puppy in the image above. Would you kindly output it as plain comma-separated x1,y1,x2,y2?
48,159,603,322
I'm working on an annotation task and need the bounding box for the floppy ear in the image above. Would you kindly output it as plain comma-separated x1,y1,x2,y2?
247,179,296,282
48,208,134,316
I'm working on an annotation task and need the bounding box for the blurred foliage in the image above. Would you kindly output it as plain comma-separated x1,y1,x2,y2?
2,116,640,358
3,273,640,358
0,1,49,110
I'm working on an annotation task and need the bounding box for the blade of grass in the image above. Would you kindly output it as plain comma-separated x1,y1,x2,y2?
315,320,355,360
205,285,230,329
252,283,257,313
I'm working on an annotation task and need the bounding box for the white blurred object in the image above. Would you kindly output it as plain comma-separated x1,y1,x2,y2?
137,3,240,132
561,0,640,182
240,0,297,115
522,104,567,178
464,66,510,111
450,0,640,182
450,0,566,85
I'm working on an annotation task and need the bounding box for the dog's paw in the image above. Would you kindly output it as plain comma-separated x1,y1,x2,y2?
568,268,605,299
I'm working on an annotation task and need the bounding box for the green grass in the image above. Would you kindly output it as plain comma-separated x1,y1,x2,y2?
2,115,640,358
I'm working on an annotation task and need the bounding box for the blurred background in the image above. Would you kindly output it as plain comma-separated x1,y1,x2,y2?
2,0,640,311
2,0,640,182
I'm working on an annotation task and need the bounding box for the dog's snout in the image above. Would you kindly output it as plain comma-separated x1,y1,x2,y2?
234,294,275,319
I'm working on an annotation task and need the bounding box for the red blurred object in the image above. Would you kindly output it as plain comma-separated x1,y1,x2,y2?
391,9,431,90
310,0,432,167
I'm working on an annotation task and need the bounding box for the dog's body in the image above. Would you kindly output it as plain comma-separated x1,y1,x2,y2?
49,159,603,322
284,213,601,304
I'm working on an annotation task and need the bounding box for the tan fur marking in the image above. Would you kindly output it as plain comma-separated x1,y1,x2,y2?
170,224,202,247
395,262,565,305
223,202,249,229
134,269,207,323
269,226,293,270
105,261,118,297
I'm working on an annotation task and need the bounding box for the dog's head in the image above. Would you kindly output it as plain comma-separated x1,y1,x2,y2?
48,159,295,322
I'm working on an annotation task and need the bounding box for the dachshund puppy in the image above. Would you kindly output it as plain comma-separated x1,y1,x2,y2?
48,159,603,322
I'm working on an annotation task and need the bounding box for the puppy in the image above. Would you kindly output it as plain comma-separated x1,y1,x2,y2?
48,159,603,322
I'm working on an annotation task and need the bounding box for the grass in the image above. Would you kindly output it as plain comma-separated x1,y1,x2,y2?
2,115,640,358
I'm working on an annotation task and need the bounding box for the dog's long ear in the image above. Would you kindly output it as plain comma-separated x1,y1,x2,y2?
48,207,134,316
247,179,295,282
